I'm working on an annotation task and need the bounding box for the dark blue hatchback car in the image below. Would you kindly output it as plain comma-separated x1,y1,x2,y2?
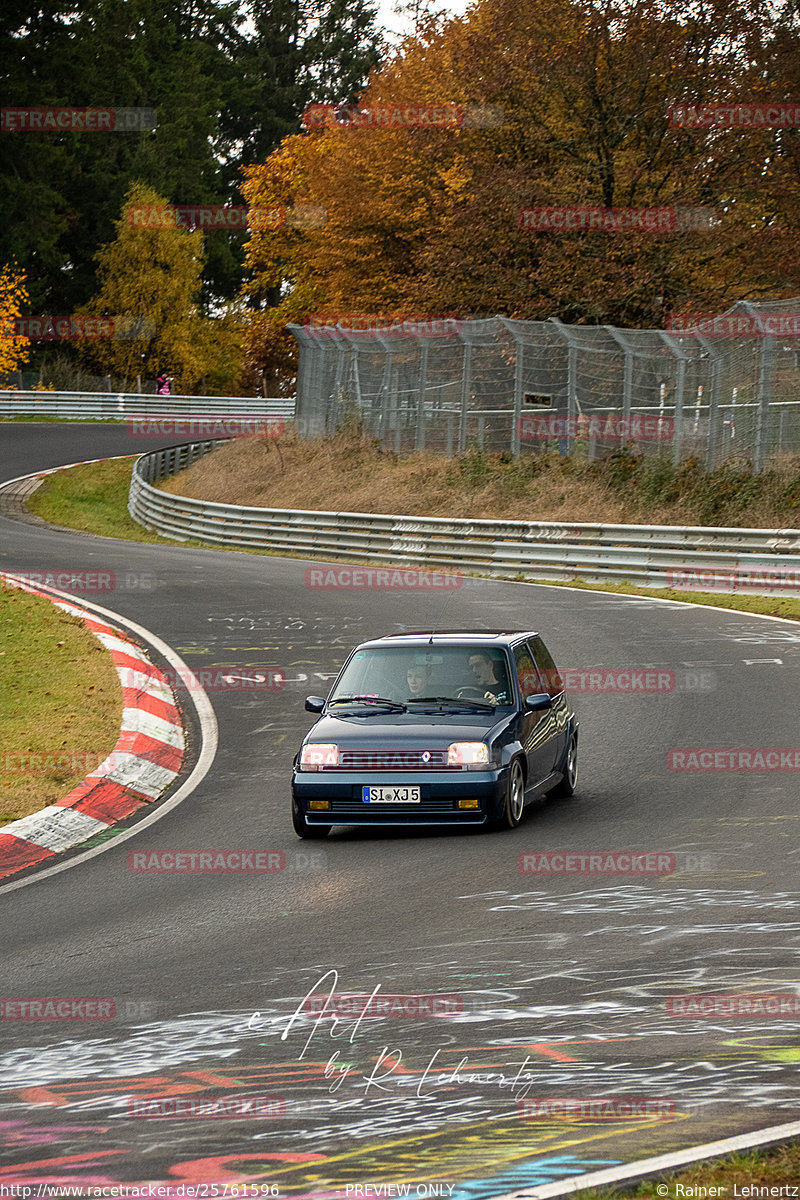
291,631,578,837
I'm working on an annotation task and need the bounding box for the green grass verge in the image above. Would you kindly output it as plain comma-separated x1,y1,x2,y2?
28,456,173,543
576,1140,800,1198
0,584,123,826
1,415,117,423
25,457,800,623
530,577,800,621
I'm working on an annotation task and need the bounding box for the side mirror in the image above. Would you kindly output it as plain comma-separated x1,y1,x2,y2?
304,696,326,713
525,692,553,712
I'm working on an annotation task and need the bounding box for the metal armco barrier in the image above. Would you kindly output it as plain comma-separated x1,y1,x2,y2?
127,440,800,597
0,390,295,421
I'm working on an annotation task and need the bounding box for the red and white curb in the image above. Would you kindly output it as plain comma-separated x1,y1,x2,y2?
0,573,185,880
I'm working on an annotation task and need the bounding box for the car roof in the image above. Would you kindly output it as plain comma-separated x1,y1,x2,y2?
355,631,539,649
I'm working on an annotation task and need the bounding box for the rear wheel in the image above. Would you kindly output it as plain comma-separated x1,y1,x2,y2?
291,797,330,839
548,733,578,798
492,758,525,830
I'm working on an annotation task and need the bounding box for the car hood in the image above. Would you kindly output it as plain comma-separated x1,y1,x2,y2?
304,711,508,746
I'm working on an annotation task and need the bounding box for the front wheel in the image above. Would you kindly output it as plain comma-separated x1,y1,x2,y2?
292,798,330,839
492,757,526,830
548,733,578,798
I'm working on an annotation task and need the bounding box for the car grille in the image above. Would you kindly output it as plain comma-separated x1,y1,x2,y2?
330,797,459,814
336,749,453,770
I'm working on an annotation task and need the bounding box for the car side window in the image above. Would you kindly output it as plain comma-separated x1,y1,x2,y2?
513,643,541,700
530,636,563,696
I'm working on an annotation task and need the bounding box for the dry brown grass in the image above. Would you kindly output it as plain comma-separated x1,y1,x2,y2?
160,430,800,528
157,434,642,522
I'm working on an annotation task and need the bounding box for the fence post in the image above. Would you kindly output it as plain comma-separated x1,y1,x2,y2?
605,326,633,418
498,317,523,456
415,338,429,450
332,332,345,429
753,336,775,472
696,334,722,470
658,332,687,464
458,335,472,453
374,333,393,447
742,304,776,473
549,319,577,455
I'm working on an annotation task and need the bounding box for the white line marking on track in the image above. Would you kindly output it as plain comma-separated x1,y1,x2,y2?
490,1117,800,1199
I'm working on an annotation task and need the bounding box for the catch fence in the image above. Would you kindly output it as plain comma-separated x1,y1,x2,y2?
289,300,800,471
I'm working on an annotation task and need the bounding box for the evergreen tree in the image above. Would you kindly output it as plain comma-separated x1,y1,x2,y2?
0,0,382,325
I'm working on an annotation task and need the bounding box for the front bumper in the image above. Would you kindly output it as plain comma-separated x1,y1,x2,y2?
291,768,508,826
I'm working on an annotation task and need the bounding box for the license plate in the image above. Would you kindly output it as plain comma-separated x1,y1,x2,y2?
362,786,421,804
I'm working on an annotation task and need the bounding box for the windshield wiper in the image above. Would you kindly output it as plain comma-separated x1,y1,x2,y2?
329,695,407,711
410,695,496,712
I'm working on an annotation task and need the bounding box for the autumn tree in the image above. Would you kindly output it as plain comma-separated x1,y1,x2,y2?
78,183,243,393
243,0,800,379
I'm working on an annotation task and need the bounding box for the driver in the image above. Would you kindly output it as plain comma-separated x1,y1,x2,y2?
467,651,510,705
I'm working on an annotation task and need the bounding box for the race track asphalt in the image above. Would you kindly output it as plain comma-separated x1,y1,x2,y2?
2,423,800,1197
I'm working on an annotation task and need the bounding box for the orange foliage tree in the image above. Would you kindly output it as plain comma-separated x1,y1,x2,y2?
242,0,800,378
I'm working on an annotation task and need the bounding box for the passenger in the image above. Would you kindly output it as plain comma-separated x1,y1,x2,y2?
406,663,432,698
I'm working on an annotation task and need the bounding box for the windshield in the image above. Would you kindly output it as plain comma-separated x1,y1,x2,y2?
329,645,514,707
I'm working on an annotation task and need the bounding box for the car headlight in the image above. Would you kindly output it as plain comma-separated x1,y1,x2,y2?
300,743,339,770
447,742,490,769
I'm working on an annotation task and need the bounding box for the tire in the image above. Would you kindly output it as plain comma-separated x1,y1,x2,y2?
492,757,526,830
548,733,578,799
291,797,330,839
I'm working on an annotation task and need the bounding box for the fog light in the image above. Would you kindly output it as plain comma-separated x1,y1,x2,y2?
309,800,331,810
458,798,480,809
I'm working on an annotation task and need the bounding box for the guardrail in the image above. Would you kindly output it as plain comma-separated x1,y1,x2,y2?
0,390,295,421
127,439,800,596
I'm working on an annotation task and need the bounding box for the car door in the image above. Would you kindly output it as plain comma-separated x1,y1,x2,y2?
529,635,570,773
511,640,556,786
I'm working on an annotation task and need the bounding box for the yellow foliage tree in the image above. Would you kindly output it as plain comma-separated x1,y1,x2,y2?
79,182,244,394
0,264,30,376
